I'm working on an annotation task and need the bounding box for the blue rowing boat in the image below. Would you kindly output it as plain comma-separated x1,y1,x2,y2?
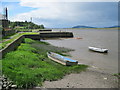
47,52,78,66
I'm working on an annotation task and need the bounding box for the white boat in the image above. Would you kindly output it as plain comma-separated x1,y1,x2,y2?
47,52,78,66
88,46,108,53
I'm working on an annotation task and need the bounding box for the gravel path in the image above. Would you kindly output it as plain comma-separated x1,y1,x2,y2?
40,66,119,88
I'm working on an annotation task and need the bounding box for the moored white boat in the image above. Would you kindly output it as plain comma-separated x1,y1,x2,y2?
88,46,108,53
47,52,78,66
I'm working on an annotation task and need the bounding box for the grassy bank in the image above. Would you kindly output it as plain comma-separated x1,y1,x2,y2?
2,38,88,89
0,32,39,50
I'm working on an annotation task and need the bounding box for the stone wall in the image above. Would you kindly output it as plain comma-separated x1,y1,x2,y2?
0,32,74,58
1,20,9,29
39,29,52,32
0,35,24,59
40,32,73,38
24,34,40,40
2,30,16,37
24,32,73,39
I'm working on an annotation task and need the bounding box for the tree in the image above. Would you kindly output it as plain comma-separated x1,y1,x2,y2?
9,22,16,29
40,25,44,29
9,21,45,29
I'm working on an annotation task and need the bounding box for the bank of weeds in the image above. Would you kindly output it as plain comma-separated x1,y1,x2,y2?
2,38,88,89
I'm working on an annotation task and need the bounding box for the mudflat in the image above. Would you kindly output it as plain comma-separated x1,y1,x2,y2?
41,66,119,88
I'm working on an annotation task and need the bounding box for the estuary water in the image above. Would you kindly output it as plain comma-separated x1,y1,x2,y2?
44,28,118,74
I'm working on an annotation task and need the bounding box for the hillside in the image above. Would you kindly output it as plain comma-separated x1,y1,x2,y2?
9,21,44,29
72,25,120,29
104,25,120,28
72,25,96,28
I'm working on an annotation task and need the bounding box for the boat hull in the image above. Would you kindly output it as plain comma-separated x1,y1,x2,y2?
47,52,78,66
88,46,108,53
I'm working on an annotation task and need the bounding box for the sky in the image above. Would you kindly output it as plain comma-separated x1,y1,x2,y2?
0,0,119,28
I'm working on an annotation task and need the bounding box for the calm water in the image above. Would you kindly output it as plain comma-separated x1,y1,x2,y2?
44,28,118,74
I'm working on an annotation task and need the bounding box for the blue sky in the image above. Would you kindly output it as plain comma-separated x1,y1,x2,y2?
1,0,119,28
2,2,37,18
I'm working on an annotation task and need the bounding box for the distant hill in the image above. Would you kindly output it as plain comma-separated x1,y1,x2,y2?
72,25,96,28
104,25,120,28
72,25,120,28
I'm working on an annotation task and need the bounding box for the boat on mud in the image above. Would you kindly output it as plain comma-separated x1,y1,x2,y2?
47,52,78,66
88,46,108,53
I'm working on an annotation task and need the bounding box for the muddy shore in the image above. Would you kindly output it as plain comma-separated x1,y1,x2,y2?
40,66,119,88
38,28,119,88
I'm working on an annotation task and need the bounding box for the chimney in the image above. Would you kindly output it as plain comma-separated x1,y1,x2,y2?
5,7,8,20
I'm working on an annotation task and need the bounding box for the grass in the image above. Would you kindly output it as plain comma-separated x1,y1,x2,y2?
32,39,74,56
2,33,16,39
16,28,32,32
2,38,88,89
0,32,39,50
24,38,36,44
114,73,120,79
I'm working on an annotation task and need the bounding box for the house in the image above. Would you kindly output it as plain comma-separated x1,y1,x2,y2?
0,7,15,37
0,7,9,30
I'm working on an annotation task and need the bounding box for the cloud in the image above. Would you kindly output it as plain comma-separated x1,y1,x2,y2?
11,1,118,28
1,0,20,2
12,2,77,20
12,3,61,20
2,0,119,3
19,0,119,8
20,0,119,3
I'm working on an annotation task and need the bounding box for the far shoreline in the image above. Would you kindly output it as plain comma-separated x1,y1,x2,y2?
50,27,119,30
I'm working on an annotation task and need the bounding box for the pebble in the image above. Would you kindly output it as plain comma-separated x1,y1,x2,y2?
11,85,17,88
67,85,69,87
72,86,74,88
0,76,17,89
104,77,107,80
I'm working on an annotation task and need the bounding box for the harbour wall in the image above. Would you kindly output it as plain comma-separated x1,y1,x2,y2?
40,32,73,38
0,36,24,59
0,32,73,58
24,34,40,40
39,29,52,32
24,32,73,39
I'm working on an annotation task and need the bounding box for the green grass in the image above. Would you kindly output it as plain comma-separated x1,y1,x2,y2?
2,33,16,39
14,28,32,32
32,39,74,57
0,32,39,50
114,73,120,79
2,38,88,89
24,38,36,44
